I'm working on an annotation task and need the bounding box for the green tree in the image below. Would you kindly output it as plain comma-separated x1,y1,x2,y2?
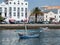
30,7,43,23
0,15,5,22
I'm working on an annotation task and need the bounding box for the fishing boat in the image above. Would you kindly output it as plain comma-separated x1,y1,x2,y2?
18,33,39,39
18,23,39,39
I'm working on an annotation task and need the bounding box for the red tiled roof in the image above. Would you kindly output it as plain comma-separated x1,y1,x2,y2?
43,6,60,9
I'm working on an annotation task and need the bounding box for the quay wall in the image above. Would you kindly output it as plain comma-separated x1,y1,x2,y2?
0,24,60,29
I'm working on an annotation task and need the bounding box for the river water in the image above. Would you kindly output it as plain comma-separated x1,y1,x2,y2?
0,29,60,45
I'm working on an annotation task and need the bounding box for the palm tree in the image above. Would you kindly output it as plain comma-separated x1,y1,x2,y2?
30,7,43,23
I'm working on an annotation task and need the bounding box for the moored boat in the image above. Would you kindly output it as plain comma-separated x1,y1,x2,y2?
18,33,39,39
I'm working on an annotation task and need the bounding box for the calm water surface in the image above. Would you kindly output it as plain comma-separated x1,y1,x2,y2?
0,29,60,45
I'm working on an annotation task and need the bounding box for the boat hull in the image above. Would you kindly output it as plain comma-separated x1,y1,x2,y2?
19,34,39,39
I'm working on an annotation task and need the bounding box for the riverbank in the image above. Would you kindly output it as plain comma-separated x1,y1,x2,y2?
0,24,60,29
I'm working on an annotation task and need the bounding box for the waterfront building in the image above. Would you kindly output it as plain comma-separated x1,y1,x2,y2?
0,0,28,23
41,6,60,22
44,9,58,22
29,15,44,22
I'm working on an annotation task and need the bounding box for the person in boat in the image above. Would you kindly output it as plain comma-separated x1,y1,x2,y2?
18,33,23,36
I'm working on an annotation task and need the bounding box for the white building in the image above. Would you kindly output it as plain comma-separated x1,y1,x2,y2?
43,9,60,22
0,0,28,23
40,6,60,22
29,15,44,22
44,12,57,22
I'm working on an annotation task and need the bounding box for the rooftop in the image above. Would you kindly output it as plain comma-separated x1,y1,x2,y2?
42,6,60,9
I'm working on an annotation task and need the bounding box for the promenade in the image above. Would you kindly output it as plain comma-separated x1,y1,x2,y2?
0,24,60,29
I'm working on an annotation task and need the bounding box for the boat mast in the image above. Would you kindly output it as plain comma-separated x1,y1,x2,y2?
24,23,28,35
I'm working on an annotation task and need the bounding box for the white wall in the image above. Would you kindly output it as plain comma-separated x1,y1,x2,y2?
44,12,57,22
0,0,28,22
58,9,60,22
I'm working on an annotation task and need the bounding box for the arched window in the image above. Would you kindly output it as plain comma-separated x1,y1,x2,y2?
10,2,11,4
25,3,27,5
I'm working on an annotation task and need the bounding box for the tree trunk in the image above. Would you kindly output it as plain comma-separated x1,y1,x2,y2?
35,14,37,23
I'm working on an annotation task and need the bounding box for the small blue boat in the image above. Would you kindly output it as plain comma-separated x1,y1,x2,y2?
18,24,39,39
18,33,39,39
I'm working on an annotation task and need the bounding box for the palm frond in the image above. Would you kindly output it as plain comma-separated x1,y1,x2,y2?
30,7,43,16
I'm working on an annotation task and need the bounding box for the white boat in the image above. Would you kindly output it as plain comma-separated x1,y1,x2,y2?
40,27,49,30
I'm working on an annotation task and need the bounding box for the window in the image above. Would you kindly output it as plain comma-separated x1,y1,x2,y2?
5,8,7,17
17,13,20,18
25,13,27,18
9,7,12,12
25,8,27,18
25,3,27,5
14,12,16,16
10,2,11,4
25,8,27,12
21,13,23,16
17,7,20,18
21,8,23,11
9,12,12,18
18,7,20,12
14,7,16,11
25,8,27,13
18,1,20,4
21,3,23,5
25,8,27,17
14,2,16,4
18,2,19,4
9,7,12,18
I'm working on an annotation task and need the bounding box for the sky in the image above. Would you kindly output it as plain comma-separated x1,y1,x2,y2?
0,0,60,10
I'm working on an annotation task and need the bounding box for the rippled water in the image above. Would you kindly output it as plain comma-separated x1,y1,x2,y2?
0,29,60,45
0,29,40,45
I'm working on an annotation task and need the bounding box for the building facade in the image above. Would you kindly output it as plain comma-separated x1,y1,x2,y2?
0,0,28,23
40,6,60,22
29,15,44,22
43,9,60,22
44,11,58,22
